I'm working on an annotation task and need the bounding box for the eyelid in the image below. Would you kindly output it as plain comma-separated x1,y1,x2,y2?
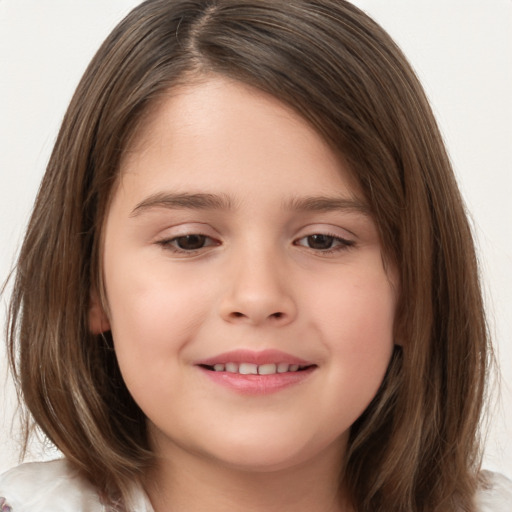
294,223,356,240
152,222,357,256
152,221,219,241
156,233,220,255
153,222,222,255
292,223,357,255
294,233,355,250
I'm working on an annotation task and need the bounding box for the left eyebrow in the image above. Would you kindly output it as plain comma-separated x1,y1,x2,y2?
285,195,371,216
130,192,234,217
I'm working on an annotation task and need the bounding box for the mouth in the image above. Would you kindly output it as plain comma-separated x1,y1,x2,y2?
195,349,317,395
199,362,315,375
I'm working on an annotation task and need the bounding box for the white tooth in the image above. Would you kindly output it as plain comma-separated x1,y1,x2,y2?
258,363,277,375
225,362,238,373
289,364,299,372
213,364,225,372
277,363,290,373
239,363,258,375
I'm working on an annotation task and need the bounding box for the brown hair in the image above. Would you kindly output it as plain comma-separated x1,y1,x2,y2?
6,1,489,510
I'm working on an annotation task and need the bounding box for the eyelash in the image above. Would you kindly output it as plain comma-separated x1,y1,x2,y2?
293,233,355,254
156,232,355,255
156,234,219,255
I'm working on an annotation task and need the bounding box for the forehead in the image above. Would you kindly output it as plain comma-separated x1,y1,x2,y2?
118,75,363,200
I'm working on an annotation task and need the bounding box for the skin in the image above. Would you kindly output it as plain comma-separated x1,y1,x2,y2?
91,75,397,512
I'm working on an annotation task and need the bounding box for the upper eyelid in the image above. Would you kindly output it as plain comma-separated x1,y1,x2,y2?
296,233,353,241
294,233,355,247
154,224,357,241
293,223,358,240
153,223,220,239
157,233,219,244
156,234,220,255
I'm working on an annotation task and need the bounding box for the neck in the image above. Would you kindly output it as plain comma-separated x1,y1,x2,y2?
144,441,353,512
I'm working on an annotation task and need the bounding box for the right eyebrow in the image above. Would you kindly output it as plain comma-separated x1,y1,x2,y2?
130,192,234,217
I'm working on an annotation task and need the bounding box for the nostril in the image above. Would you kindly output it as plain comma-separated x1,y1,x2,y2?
224,309,291,324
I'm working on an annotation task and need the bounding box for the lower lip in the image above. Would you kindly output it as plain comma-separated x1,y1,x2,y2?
198,366,316,395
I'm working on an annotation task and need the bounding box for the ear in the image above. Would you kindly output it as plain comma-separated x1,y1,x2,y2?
89,290,111,334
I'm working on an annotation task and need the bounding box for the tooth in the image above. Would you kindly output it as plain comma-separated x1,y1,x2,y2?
277,363,290,373
258,363,277,375
225,362,238,373
239,363,258,375
213,364,225,372
289,364,299,372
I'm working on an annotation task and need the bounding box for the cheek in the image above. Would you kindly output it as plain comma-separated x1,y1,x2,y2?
307,264,396,344
104,266,215,415
304,264,396,400
104,260,215,363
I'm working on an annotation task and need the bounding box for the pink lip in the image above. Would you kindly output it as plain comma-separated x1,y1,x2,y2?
195,349,317,396
196,349,313,366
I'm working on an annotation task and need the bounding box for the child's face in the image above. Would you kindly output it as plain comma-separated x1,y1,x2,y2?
93,76,397,473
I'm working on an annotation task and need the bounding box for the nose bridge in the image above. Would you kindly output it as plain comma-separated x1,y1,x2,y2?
220,238,296,325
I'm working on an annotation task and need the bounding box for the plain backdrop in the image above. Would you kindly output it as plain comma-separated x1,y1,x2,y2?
1,0,511,477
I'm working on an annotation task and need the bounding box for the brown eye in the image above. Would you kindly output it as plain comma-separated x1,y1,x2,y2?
157,233,220,254
294,233,354,252
175,234,208,250
306,234,335,250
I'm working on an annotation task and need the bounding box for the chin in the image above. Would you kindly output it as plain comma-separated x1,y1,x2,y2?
197,429,346,474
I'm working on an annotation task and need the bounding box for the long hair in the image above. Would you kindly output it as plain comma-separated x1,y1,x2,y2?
6,1,489,510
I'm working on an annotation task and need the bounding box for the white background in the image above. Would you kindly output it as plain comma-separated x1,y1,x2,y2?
1,1,511,477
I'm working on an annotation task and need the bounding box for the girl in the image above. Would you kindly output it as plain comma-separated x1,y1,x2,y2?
1,1,511,511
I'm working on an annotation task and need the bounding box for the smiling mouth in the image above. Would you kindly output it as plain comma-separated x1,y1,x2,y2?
197,351,317,394
199,362,315,375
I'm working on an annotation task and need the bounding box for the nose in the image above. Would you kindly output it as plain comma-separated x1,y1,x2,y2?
219,248,297,327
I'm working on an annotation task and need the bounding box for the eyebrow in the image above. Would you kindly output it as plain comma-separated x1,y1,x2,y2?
130,191,370,217
130,192,234,217
285,195,371,216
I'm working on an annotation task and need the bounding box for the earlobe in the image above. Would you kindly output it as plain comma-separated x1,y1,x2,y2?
89,291,111,334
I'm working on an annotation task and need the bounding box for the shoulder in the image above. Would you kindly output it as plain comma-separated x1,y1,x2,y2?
0,459,104,512
474,470,512,512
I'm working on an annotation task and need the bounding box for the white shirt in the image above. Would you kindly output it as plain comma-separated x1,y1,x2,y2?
1,459,511,511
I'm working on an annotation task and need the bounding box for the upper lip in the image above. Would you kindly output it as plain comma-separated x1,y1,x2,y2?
196,349,314,367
